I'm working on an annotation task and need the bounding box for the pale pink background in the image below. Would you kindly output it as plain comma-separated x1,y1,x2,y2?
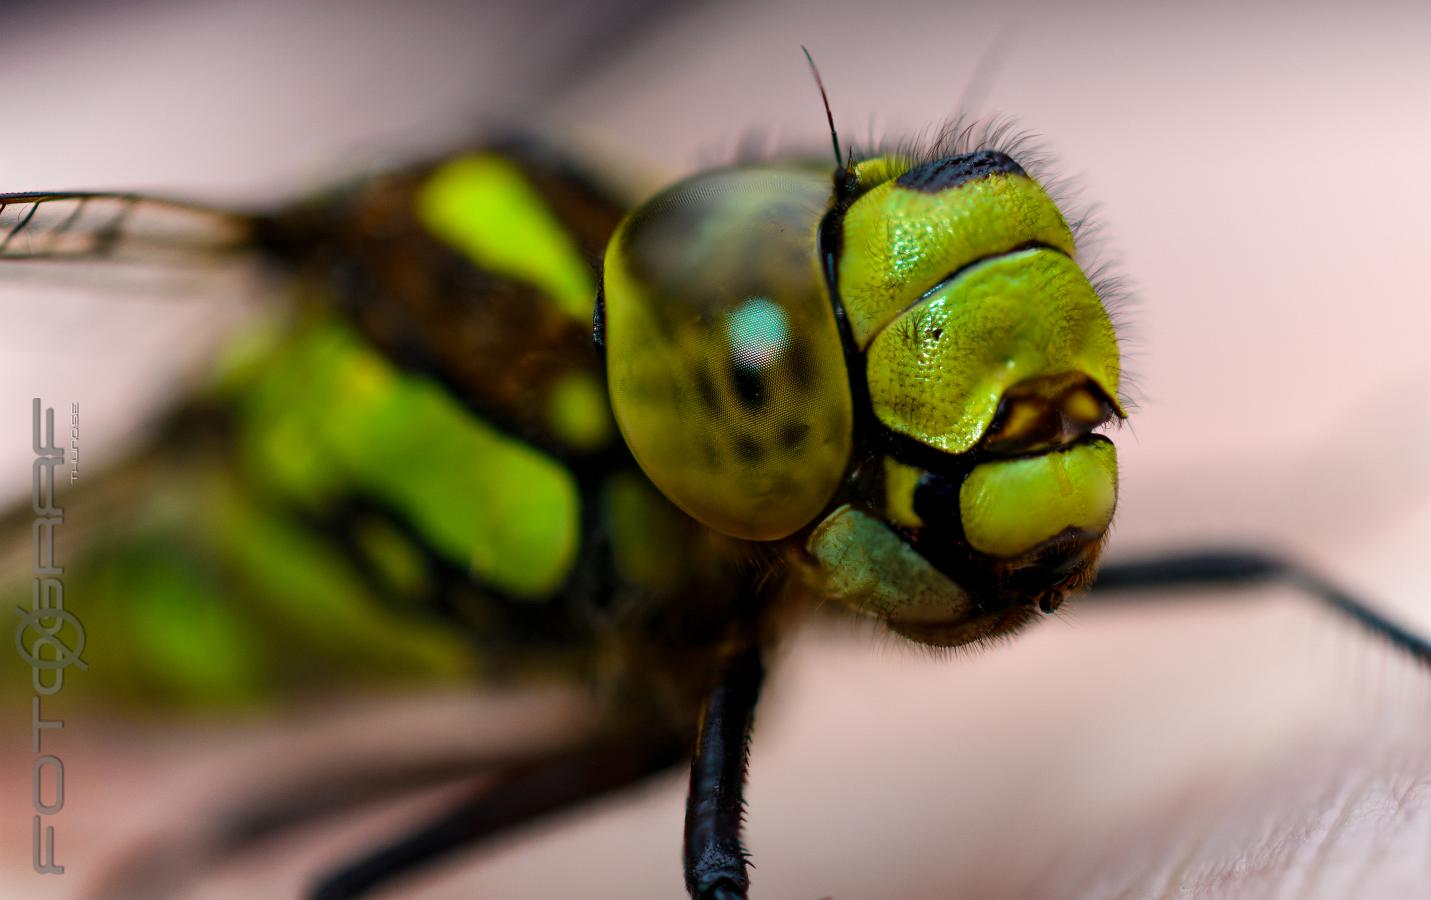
1,1,1428,898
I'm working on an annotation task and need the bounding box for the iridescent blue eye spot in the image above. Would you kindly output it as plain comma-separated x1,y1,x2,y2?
726,296,790,368
726,296,790,410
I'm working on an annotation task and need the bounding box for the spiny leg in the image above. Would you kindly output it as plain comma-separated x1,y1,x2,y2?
1090,549,1431,663
308,730,685,900
684,644,766,900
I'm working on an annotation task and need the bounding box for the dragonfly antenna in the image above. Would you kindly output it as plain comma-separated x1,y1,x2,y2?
956,22,1018,120
802,47,844,169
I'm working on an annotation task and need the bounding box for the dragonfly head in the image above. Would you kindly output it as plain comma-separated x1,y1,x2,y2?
601,144,1125,648
801,148,1126,647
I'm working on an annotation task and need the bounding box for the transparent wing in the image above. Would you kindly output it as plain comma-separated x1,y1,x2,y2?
0,191,252,262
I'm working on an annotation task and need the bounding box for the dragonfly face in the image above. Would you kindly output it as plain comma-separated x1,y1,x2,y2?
604,145,1125,649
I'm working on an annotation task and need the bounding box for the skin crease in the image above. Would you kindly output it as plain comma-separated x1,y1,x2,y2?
0,0,1427,898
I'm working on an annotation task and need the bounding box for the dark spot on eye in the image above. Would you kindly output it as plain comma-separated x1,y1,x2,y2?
779,421,809,452
785,337,818,392
698,437,721,468
734,434,763,464
730,360,766,410
693,363,719,412
930,327,943,340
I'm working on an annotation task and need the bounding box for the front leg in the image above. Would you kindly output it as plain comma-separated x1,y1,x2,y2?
1091,549,1431,663
684,643,766,900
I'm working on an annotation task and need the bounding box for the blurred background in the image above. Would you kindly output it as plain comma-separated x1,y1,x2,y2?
1,0,1428,897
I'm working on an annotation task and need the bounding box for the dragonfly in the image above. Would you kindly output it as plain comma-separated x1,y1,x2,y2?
3,4,1428,899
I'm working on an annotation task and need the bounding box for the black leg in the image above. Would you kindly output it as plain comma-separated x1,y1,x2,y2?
684,644,766,900
308,732,685,900
1090,549,1431,663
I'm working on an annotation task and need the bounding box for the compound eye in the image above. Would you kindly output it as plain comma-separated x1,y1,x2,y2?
601,168,853,541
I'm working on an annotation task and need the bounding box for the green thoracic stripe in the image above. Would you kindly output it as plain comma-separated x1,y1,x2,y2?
601,471,688,593
416,153,597,323
546,370,615,452
239,320,581,600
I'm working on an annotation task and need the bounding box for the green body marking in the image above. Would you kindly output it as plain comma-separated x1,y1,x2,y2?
959,437,1118,557
240,321,581,599
864,248,1120,454
417,154,597,322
